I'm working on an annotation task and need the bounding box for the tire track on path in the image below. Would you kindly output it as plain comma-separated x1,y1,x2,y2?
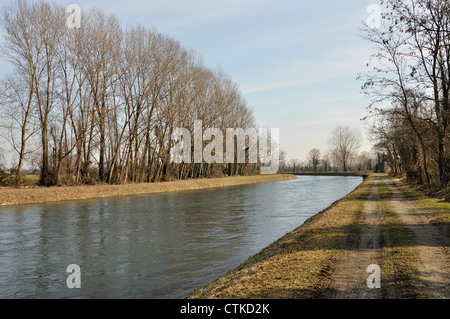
385,179,450,299
330,176,382,299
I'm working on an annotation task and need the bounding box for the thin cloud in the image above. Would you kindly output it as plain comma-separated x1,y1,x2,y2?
241,46,372,95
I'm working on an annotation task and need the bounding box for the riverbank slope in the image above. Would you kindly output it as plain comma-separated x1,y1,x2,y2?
0,174,295,206
191,174,449,299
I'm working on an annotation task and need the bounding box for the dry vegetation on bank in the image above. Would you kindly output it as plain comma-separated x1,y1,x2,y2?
0,174,295,206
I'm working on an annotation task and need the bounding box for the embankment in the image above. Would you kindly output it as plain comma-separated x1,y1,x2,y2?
0,174,296,206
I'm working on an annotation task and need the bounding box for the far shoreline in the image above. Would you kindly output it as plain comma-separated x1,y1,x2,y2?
0,174,296,207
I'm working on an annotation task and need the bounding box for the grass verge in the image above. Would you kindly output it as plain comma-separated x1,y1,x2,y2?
392,178,450,225
189,175,372,299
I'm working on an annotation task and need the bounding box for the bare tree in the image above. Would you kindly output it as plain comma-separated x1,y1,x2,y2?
0,0,44,186
328,126,361,172
321,152,331,172
308,148,321,172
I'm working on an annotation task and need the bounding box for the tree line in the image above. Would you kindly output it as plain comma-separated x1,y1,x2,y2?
0,0,259,187
361,0,449,192
280,126,376,173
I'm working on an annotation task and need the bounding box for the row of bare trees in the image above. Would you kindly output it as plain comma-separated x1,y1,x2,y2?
282,150,375,173
0,0,257,186
280,126,373,173
361,0,449,191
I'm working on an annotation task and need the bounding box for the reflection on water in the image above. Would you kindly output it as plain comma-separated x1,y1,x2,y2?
0,176,362,298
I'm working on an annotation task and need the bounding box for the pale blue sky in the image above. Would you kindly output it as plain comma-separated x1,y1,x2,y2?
0,0,379,161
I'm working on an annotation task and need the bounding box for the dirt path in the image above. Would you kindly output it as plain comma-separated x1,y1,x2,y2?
385,179,450,299
329,176,383,298
329,176,449,299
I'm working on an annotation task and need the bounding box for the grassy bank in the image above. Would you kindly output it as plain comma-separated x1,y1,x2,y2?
0,174,295,206
189,175,373,298
392,178,450,227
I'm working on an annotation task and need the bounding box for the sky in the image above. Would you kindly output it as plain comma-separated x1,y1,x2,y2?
0,0,379,162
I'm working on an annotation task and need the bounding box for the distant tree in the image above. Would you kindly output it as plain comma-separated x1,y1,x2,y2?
308,148,321,172
321,152,331,172
356,151,375,172
0,146,6,171
279,150,287,172
289,161,296,172
328,126,362,172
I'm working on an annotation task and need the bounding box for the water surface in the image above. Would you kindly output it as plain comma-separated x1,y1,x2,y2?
0,175,362,298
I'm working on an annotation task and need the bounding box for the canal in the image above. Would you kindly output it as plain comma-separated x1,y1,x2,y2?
0,175,362,298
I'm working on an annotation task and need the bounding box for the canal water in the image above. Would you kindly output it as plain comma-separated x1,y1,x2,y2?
0,175,362,298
